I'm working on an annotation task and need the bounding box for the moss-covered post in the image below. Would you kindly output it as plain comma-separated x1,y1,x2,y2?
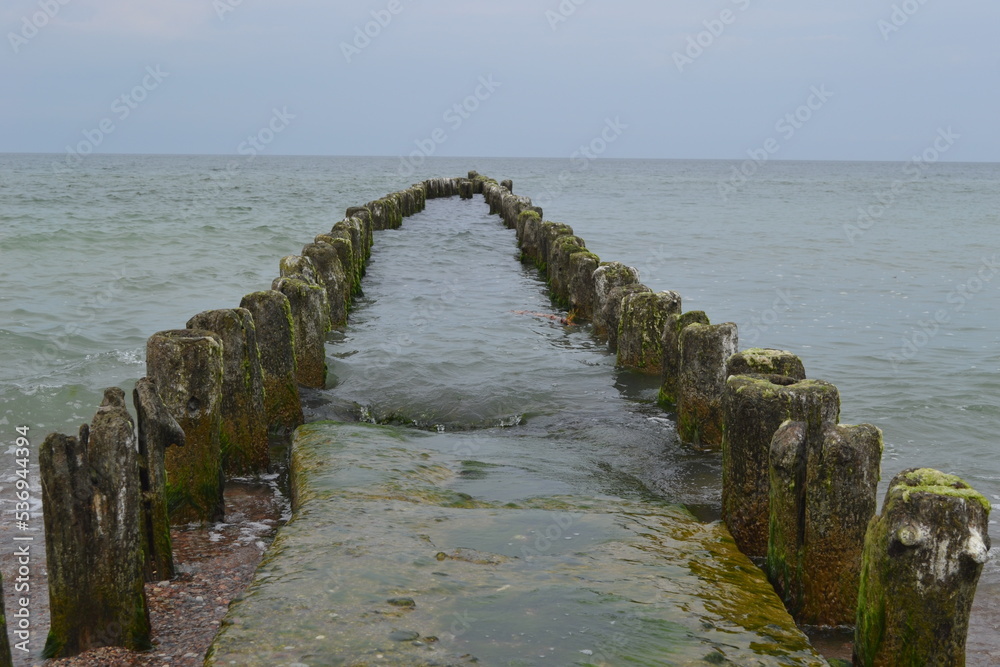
133,377,185,582
616,290,682,374
0,572,13,667
768,419,881,626
146,329,225,524
272,275,330,388
459,179,473,199
546,235,588,306
676,322,739,446
186,308,269,475
318,232,360,298
567,249,602,320
592,263,641,338
721,375,838,559
599,283,653,352
515,208,542,250
537,222,574,273
40,388,151,659
239,290,303,432
501,178,513,192
302,241,349,326
726,348,806,379
659,311,711,407
853,468,991,666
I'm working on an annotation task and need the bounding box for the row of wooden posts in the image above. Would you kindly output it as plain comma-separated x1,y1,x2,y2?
3,173,990,665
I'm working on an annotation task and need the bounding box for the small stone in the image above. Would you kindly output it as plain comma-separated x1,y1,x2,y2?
387,597,415,608
389,630,420,642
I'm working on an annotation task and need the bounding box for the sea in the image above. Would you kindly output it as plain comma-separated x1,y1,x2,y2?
0,153,998,664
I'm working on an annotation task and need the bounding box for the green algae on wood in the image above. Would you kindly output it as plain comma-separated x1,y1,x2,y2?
207,422,828,666
567,250,601,320
40,388,151,658
302,241,350,325
727,348,806,380
146,329,226,523
659,310,711,407
272,275,331,389
722,375,840,559
239,290,303,433
592,262,641,338
546,234,588,307
599,283,653,352
134,377,186,581
854,468,990,666
676,322,739,447
186,308,269,475
768,420,882,626
616,290,683,374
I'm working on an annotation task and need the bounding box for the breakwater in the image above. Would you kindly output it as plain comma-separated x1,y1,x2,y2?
22,173,991,664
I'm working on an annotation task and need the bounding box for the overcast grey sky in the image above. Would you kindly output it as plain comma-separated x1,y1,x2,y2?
3,0,997,162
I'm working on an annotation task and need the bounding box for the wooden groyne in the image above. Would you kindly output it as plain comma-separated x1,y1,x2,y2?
27,172,991,664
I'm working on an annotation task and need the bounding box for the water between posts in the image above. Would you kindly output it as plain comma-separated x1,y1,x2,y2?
261,197,839,664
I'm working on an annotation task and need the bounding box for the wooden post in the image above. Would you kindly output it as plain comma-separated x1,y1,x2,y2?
134,377,185,581
146,329,225,523
854,468,991,666
616,291,683,374
676,322,739,446
186,308,269,475
659,311,710,407
240,290,304,433
592,263,641,338
40,388,151,658
768,420,882,625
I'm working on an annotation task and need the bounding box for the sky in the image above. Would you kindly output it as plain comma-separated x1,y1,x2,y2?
2,0,998,162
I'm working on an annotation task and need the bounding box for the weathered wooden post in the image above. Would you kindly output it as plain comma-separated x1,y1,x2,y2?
272,274,330,389
317,231,360,298
187,308,269,475
721,374,837,558
567,249,602,320
617,291,683,374
768,420,882,625
0,573,12,667
598,283,652,351
302,241,350,326
726,348,806,380
676,322,738,446
459,179,473,199
134,377,185,581
537,222,575,273
546,235,588,306
146,329,225,523
239,290,304,433
501,178,513,192
40,388,151,658
515,208,543,249
854,468,991,666
659,311,711,407
592,263,641,338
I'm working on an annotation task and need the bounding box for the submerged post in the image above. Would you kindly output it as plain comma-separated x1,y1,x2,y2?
40,388,151,659
768,420,882,626
721,374,838,558
239,290,304,433
676,322,739,446
146,329,225,523
134,377,186,581
187,308,269,475
854,468,991,667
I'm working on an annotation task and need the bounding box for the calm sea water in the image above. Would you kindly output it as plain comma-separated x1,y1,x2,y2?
0,154,997,662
